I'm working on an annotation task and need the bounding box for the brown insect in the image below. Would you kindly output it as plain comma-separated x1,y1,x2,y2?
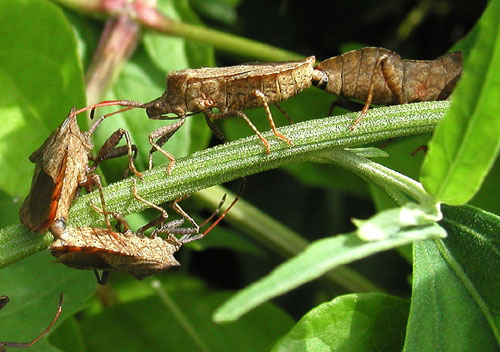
311,47,462,128
49,179,238,284
19,107,141,237
0,293,63,351
69,56,316,172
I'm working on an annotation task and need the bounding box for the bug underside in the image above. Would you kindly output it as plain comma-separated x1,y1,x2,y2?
49,227,182,280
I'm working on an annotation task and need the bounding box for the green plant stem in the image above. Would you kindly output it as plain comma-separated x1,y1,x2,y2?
52,0,302,61
312,149,433,206
151,279,210,352
146,19,302,61
0,101,448,269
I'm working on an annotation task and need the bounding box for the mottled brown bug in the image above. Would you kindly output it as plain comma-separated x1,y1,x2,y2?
19,107,141,237
49,179,238,284
70,56,316,172
312,47,462,128
0,294,63,351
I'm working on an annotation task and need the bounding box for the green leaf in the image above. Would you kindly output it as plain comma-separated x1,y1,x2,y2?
213,220,445,322
79,285,294,352
272,293,409,352
420,0,500,204
0,251,96,352
403,205,500,351
0,0,85,226
353,202,441,241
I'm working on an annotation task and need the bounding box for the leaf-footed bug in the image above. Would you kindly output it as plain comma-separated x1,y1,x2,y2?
49,179,239,284
311,47,462,129
19,107,142,237
0,294,63,352
68,56,316,173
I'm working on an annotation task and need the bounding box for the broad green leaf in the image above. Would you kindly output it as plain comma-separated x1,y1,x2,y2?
213,218,445,322
420,0,500,204
0,0,85,226
272,293,409,352
403,205,500,351
0,251,96,352
79,286,294,352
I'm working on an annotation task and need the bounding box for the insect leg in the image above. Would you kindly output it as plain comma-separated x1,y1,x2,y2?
254,90,293,147
94,270,110,286
205,116,227,144
206,109,271,154
351,53,404,130
273,103,294,124
89,128,142,179
130,178,169,236
148,117,186,173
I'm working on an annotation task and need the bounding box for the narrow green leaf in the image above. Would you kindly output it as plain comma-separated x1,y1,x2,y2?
213,220,445,322
420,0,500,204
353,202,441,241
403,205,500,351
272,294,409,352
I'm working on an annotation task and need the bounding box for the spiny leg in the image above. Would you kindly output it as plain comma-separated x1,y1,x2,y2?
131,178,169,236
181,179,244,244
273,102,294,124
89,128,142,179
0,293,63,349
148,117,186,173
205,115,227,144
254,90,293,147
86,176,126,245
181,192,240,244
351,53,405,130
206,109,271,154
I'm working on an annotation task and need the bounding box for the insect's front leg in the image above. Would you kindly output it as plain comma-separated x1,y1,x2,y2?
89,128,141,179
148,117,186,173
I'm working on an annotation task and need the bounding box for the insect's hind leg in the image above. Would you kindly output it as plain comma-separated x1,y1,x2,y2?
351,53,404,130
254,90,293,148
206,109,271,154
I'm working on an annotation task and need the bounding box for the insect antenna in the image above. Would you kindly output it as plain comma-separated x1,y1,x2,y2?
0,293,63,350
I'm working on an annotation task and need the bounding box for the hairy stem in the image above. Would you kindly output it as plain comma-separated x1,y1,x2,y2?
1,101,448,268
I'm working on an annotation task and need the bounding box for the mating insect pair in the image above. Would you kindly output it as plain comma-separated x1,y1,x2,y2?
0,294,63,351
68,47,462,174
20,107,237,283
49,179,239,284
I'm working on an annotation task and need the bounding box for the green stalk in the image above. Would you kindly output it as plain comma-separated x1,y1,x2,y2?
0,101,448,268
52,0,302,61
